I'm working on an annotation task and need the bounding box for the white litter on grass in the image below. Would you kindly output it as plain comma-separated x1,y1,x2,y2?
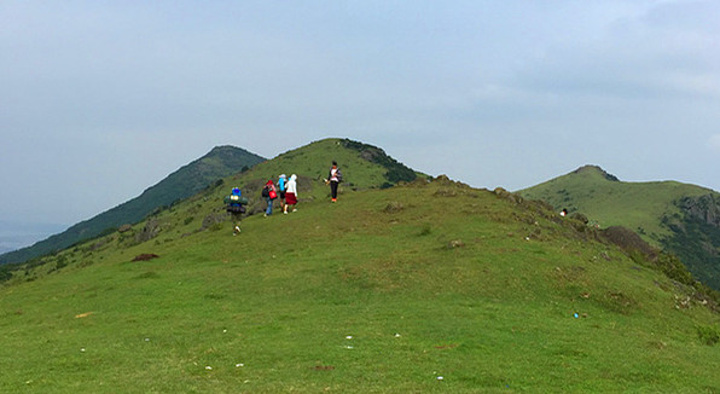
80,348,86,352
394,333,401,337
345,346,354,349
145,338,150,342
223,329,228,333
346,336,353,339
437,376,444,381
205,366,213,370
236,363,244,367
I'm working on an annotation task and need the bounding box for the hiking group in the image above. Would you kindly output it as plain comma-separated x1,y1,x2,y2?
262,173,298,217
223,161,343,234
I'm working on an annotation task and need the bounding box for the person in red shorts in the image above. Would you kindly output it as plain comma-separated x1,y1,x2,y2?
284,174,298,214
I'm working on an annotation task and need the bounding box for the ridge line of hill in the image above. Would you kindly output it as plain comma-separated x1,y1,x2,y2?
0,145,265,265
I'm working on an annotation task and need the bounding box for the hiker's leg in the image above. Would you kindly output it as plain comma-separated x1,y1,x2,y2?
331,181,338,200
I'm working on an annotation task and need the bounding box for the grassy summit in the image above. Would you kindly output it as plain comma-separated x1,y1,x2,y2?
519,165,720,291
1,143,719,392
518,165,711,239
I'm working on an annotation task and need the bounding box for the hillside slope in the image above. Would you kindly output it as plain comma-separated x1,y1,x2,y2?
0,146,265,265
1,144,719,392
518,165,720,290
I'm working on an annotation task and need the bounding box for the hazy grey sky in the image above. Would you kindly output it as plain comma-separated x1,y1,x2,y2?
2,0,720,229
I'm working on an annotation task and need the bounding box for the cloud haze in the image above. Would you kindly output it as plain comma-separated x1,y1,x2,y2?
2,0,719,236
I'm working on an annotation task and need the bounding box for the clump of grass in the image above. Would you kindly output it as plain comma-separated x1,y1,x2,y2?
598,291,638,315
134,271,160,280
383,201,404,213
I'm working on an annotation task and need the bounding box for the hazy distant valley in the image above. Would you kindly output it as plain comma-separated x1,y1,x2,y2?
0,221,67,254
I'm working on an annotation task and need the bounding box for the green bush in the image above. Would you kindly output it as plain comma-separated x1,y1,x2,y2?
56,256,68,270
696,324,720,346
656,253,695,286
0,265,12,282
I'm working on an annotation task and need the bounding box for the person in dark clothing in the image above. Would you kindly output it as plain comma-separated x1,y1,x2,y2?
325,161,342,202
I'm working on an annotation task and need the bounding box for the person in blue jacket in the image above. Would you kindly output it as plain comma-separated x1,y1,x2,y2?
277,174,287,212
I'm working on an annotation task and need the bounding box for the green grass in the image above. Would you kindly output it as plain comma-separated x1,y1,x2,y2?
2,152,720,392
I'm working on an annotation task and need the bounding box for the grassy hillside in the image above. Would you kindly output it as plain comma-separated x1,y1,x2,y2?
517,165,711,239
0,145,265,265
1,148,720,392
518,165,720,290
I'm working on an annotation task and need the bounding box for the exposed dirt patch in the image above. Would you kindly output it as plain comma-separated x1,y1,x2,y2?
132,253,160,262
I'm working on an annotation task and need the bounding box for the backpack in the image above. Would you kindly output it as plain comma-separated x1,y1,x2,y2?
225,188,247,214
336,168,343,183
261,186,270,198
227,204,246,214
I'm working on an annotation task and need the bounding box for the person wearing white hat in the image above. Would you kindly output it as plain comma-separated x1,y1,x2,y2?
284,174,298,214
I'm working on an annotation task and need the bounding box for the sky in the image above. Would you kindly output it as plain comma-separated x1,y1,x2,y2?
2,1,720,244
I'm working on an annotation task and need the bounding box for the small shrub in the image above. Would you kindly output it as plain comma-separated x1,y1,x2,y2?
56,259,68,270
696,324,720,346
418,223,432,236
0,266,12,282
383,201,404,213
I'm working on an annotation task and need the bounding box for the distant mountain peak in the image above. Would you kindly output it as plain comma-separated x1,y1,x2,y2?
209,145,246,153
573,165,620,182
0,145,265,265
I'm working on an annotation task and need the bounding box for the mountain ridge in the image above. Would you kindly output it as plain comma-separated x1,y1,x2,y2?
519,164,720,290
0,145,265,265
